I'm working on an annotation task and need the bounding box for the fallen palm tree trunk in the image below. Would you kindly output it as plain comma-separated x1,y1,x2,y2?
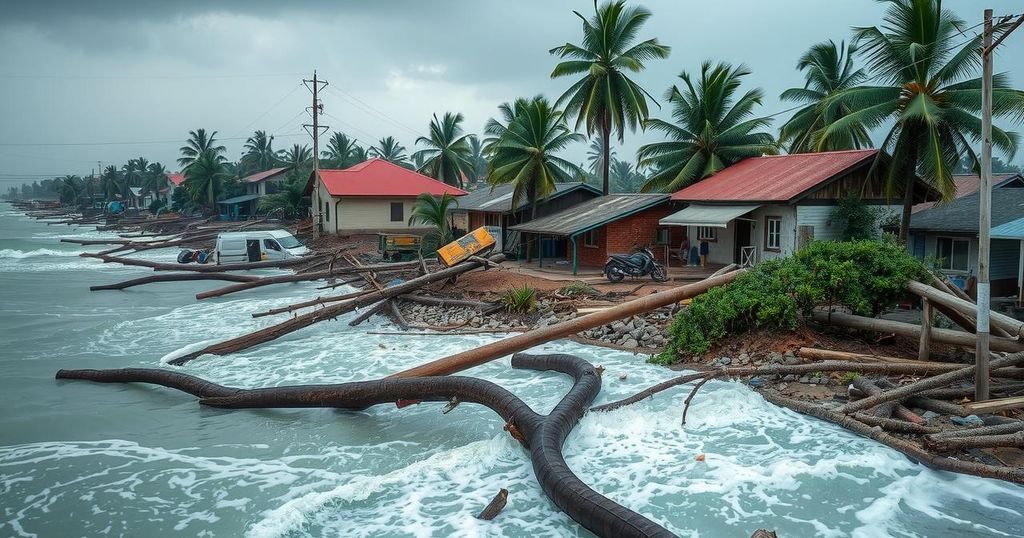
798,347,926,364
397,294,494,310
926,422,1024,440
834,352,1024,415
82,252,318,272
390,270,746,379
57,353,676,538
90,272,259,291
348,300,390,326
196,260,425,300
851,377,925,424
167,255,504,366
852,413,941,434
810,310,1024,353
907,281,1021,338
761,391,1024,485
925,431,1024,452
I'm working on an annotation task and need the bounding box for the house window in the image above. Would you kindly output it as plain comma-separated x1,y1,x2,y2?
696,226,717,242
654,227,670,245
936,237,970,272
390,202,404,222
485,213,501,227
323,201,330,222
583,229,599,248
765,216,782,251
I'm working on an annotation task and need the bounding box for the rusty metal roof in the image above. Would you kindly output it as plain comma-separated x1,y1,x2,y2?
509,194,669,236
671,149,878,203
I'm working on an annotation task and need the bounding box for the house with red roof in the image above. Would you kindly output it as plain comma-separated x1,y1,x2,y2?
306,158,467,235
660,149,940,266
243,167,291,197
162,172,186,202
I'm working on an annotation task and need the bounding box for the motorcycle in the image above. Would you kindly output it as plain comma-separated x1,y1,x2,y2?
604,246,668,283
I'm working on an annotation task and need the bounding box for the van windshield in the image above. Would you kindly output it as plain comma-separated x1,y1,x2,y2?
276,234,303,249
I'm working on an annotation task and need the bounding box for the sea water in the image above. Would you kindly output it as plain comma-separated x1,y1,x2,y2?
1,202,1023,537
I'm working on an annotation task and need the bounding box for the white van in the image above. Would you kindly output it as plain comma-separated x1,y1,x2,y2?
215,230,310,264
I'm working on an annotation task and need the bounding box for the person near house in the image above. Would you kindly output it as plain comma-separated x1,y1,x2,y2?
678,234,690,266
699,239,710,267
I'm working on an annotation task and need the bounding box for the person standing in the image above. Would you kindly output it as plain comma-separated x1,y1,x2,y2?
699,238,710,267
678,234,690,266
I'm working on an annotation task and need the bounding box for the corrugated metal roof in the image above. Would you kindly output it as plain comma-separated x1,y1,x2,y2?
316,159,467,197
217,194,261,205
911,187,1024,233
243,167,290,183
660,204,760,227
166,173,185,186
913,173,1021,212
455,182,600,213
671,149,878,202
509,194,669,236
992,217,1024,240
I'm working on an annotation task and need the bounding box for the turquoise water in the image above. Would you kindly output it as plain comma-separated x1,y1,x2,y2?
1,202,1023,537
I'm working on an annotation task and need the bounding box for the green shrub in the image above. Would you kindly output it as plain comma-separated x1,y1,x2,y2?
559,281,598,297
502,285,537,314
653,239,930,364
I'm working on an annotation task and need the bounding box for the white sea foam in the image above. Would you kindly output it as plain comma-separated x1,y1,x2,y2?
0,248,82,259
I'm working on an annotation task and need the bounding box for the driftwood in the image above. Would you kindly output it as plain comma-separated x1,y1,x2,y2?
348,300,390,327
390,270,746,379
89,272,259,291
798,347,924,364
56,353,676,538
963,396,1024,414
810,310,1024,353
926,422,1024,440
397,294,494,310
834,352,1024,415
852,413,941,434
251,289,375,318
851,377,925,424
873,379,969,417
388,301,410,330
761,391,1024,485
82,252,318,273
925,431,1024,452
907,281,1020,338
167,255,504,366
476,489,508,520
195,260,423,300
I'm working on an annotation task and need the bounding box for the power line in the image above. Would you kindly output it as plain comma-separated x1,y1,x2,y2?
327,85,426,139
230,82,305,138
0,73,305,80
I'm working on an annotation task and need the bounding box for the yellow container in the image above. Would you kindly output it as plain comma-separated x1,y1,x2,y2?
437,227,496,267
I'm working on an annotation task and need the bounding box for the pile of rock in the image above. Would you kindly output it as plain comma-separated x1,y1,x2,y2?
578,313,670,350
397,302,513,330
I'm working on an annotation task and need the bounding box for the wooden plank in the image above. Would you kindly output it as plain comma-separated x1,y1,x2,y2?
964,396,1024,414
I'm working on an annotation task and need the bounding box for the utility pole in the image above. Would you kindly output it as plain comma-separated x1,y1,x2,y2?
303,70,329,237
977,10,1024,401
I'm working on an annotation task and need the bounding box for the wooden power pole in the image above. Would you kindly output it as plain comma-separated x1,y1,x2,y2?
303,71,329,237
977,9,1024,401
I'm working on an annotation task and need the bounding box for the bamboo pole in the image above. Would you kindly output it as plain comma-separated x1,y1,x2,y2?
907,280,1020,338
389,270,746,379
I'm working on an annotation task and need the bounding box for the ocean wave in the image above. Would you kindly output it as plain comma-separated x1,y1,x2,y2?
0,248,82,259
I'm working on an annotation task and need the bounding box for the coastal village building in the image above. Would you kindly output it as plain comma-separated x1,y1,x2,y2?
451,182,601,254
913,173,1023,212
909,176,1024,297
163,173,185,202
216,167,292,220
660,149,939,266
306,158,467,235
509,194,674,274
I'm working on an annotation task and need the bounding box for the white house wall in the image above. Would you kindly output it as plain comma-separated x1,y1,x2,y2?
316,192,422,234
750,204,797,262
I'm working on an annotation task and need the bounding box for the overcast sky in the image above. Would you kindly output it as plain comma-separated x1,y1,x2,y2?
2,0,1023,188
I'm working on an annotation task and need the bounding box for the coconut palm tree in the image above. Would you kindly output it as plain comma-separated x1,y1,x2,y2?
586,137,617,175
408,192,459,246
549,0,670,195
778,40,872,153
278,144,312,171
484,96,584,219
322,131,361,169
258,179,306,218
183,151,229,208
413,112,474,188
466,135,488,186
57,175,83,206
242,130,278,173
638,62,777,193
100,165,120,201
143,162,167,195
820,0,1024,242
177,129,226,169
609,158,645,193
370,136,411,167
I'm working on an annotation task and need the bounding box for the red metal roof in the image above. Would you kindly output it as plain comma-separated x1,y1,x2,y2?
243,167,290,183
167,173,185,186
670,149,878,202
317,159,467,197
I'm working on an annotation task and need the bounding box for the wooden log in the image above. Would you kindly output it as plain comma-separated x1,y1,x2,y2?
195,260,423,299
926,431,1024,452
389,269,746,379
919,298,933,361
388,301,409,330
810,310,1024,353
908,280,1021,338
57,354,676,538
964,396,1024,414
761,391,1024,485
90,272,259,291
852,413,942,434
852,377,926,424
798,347,924,364
476,488,508,520
348,300,389,326
874,379,969,417
926,421,1024,440
250,288,374,318
397,294,494,310
82,252,317,272
834,352,1024,415
166,255,504,365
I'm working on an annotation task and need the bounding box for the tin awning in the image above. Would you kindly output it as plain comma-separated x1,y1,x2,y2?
659,204,760,227
217,194,261,205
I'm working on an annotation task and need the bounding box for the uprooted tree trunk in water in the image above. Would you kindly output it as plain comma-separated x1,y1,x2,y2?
56,353,677,538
